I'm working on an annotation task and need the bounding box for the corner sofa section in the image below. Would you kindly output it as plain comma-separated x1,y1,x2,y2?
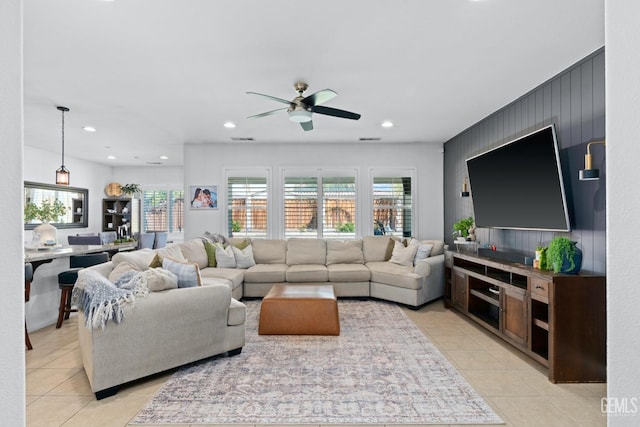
211,235,445,308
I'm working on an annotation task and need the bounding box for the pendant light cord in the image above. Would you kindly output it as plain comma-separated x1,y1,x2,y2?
61,108,65,167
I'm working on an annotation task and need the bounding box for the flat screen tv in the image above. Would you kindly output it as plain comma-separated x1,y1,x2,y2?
466,124,571,231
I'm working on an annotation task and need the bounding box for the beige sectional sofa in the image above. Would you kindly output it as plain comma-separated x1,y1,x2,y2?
209,235,445,308
76,234,443,399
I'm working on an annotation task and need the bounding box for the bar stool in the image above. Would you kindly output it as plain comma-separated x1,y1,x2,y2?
25,263,33,350
56,252,109,329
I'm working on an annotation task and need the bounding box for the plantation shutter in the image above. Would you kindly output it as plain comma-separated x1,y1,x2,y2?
227,177,268,238
322,177,356,239
284,177,318,238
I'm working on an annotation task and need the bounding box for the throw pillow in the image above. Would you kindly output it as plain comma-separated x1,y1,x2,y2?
148,244,186,268
231,238,250,250
144,268,178,292
203,240,217,267
389,240,419,267
162,257,202,288
148,253,163,268
108,261,142,283
215,243,237,268
413,242,434,265
232,244,256,269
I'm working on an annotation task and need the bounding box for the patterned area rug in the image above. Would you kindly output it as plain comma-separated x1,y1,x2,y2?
132,300,503,425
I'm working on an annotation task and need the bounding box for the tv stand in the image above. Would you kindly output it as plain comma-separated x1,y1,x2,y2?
445,250,606,383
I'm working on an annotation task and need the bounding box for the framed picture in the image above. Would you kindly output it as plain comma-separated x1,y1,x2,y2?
189,185,218,209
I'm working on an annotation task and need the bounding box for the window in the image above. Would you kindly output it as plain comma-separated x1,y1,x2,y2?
227,177,267,238
372,177,412,237
142,188,184,233
284,175,356,239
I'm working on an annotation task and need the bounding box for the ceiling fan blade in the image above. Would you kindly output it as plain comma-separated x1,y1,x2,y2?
246,91,292,105
247,107,288,119
302,89,337,107
311,105,361,120
300,120,313,131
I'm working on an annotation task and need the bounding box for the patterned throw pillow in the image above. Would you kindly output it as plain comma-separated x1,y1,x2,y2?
232,244,256,269
162,257,202,288
215,243,237,268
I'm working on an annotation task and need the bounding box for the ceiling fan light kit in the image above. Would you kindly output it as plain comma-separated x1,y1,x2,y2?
247,81,361,131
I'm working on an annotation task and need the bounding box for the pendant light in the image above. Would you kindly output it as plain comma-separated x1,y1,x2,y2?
55,106,70,185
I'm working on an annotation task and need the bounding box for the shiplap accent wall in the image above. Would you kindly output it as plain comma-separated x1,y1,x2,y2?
444,48,605,273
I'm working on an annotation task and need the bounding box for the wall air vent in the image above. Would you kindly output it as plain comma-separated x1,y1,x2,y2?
146,161,163,165
359,137,382,141
231,137,255,142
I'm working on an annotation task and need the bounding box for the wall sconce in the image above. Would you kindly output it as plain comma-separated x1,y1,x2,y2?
460,177,470,197
55,106,70,185
579,140,606,181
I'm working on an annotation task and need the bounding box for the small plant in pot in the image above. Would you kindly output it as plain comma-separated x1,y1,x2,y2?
452,217,474,241
547,236,582,274
119,183,141,197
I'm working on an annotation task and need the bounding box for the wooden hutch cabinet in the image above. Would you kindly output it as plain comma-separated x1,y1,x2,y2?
444,250,606,383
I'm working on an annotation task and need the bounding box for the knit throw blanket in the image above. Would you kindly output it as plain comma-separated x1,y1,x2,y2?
73,269,149,330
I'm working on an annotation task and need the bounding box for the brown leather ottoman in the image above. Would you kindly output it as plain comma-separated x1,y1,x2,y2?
258,284,340,335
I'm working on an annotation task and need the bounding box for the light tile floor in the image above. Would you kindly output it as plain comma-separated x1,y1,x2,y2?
26,299,607,427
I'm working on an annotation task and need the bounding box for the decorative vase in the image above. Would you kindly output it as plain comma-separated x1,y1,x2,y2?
556,242,583,274
33,222,58,246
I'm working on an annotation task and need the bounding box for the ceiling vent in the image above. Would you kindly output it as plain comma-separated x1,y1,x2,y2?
359,137,382,141
146,161,163,165
231,137,255,142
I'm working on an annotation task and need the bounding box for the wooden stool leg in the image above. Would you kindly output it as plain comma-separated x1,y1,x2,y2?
25,322,33,351
64,288,73,320
56,288,69,329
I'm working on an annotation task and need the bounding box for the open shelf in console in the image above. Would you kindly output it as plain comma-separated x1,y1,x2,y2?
530,298,549,361
467,276,500,330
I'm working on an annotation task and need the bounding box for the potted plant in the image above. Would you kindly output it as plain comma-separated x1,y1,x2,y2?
546,236,582,274
120,183,141,197
452,217,474,241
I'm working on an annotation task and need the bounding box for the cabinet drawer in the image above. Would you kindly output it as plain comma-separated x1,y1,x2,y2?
531,278,550,299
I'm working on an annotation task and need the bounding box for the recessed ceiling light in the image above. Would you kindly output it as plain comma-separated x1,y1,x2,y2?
107,155,116,160
224,121,236,128
381,121,394,128
83,126,96,132
159,155,169,160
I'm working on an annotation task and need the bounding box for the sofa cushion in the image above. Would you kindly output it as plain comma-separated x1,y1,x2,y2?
286,239,327,265
389,240,418,267
362,236,395,262
286,264,329,282
232,244,256,269
228,298,246,326
111,248,156,270
162,257,202,288
327,264,371,282
200,267,244,291
326,240,364,265
228,237,250,250
149,244,188,268
243,264,288,283
412,241,434,265
366,261,422,290
251,239,287,264
179,238,209,269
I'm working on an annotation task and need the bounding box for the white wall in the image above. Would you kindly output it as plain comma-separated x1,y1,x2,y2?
606,1,640,424
1,0,24,423
184,141,444,241
111,165,183,188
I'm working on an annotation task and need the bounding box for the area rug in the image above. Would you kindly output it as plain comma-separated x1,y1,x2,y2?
131,300,503,425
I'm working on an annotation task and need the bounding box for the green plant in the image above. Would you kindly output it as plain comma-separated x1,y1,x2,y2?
336,222,355,232
120,183,141,195
452,217,474,238
24,199,67,223
231,220,241,233
546,237,577,273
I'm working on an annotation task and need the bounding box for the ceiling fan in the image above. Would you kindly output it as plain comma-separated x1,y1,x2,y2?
246,82,361,131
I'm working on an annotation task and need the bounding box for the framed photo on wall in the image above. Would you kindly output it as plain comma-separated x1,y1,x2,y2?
189,185,218,209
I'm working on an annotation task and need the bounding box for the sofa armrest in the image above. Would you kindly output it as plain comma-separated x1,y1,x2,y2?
413,253,444,277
